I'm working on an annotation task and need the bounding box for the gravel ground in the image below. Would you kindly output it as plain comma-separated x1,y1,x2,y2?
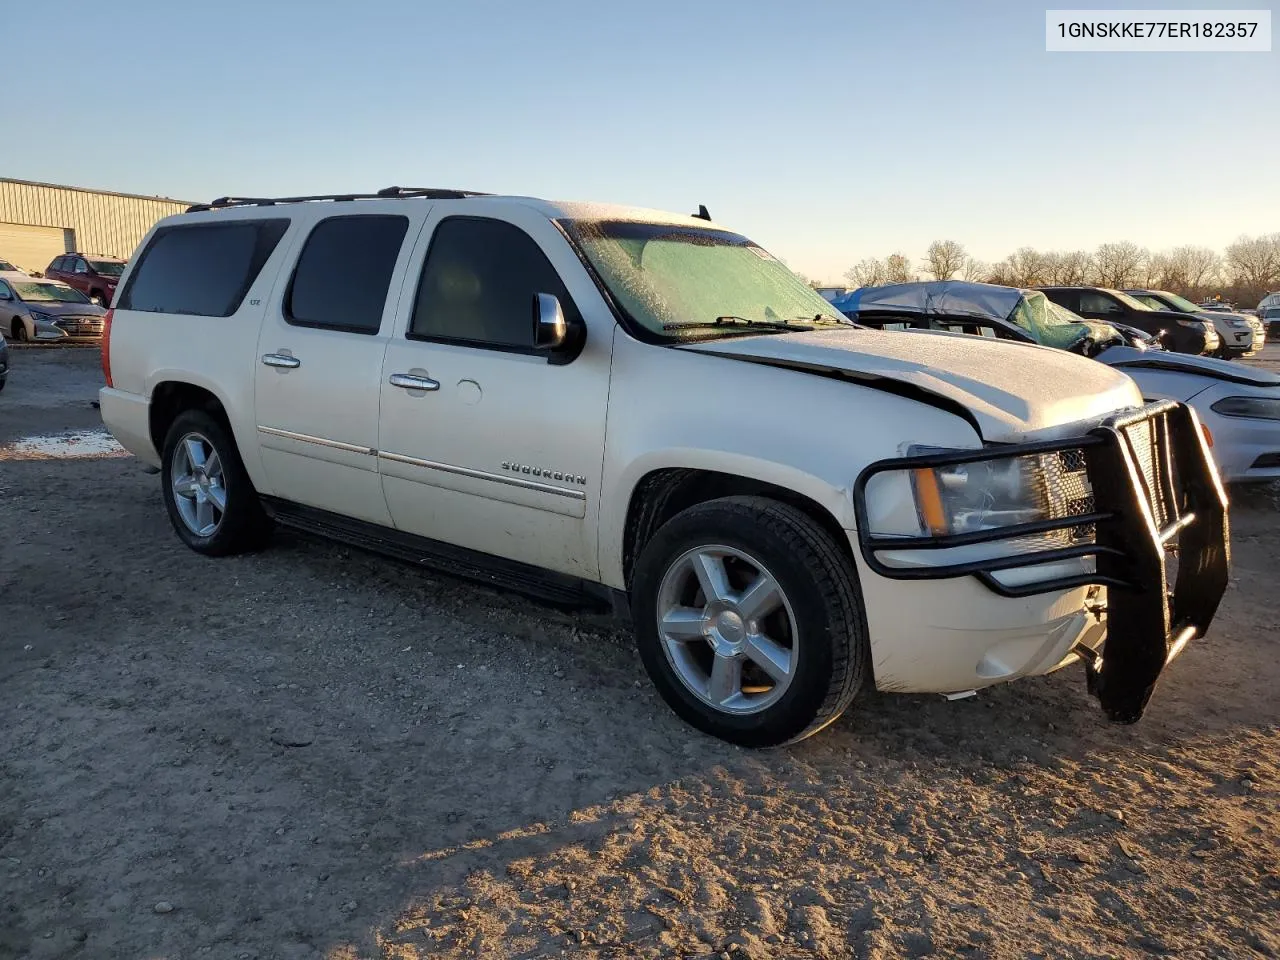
1,345,1277,960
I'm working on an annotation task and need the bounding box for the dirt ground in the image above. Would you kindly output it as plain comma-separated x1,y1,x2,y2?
1,346,1277,960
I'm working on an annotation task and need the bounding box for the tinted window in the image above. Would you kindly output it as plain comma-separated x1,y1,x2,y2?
286,216,408,334
72,258,88,273
1079,291,1123,315
410,218,579,348
0,281,12,299
120,220,289,317
49,257,65,272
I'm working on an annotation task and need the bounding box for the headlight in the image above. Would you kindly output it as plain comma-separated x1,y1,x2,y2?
910,453,1048,535
29,310,55,323
863,445,1093,539
1210,396,1280,421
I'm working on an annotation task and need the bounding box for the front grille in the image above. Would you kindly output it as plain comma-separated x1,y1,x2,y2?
1040,446,1095,543
1118,413,1179,532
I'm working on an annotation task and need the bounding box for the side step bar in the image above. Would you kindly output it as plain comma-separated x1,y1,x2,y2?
260,497,614,613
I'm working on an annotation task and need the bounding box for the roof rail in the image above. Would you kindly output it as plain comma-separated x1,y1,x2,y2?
186,186,490,213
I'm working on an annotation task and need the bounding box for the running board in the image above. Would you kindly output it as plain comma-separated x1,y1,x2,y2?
260,497,612,612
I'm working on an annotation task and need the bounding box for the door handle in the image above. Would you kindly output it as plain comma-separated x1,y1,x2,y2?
389,373,440,391
262,353,300,369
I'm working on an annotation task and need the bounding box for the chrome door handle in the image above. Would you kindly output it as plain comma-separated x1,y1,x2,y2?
262,353,300,369
389,373,440,391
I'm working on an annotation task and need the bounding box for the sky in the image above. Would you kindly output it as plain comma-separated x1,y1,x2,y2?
7,0,1278,282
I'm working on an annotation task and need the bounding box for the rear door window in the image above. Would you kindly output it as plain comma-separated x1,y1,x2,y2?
119,220,289,317
285,215,409,334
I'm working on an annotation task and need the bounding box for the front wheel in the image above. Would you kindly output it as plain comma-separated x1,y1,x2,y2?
161,410,271,555
631,496,869,747
90,292,107,307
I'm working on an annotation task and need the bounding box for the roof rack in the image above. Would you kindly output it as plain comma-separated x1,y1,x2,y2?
186,185,491,213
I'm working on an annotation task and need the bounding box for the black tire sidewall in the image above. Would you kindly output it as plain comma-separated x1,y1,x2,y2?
160,410,266,555
632,502,856,747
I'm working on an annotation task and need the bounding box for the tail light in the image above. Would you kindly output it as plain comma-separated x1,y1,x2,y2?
101,309,113,388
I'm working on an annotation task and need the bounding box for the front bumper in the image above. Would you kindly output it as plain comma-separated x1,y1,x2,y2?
853,400,1230,723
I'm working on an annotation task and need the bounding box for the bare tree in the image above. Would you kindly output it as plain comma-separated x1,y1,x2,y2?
1092,242,1147,288
922,240,967,281
960,257,991,282
1046,250,1092,285
1225,234,1280,290
884,253,914,284
992,247,1050,287
844,258,886,288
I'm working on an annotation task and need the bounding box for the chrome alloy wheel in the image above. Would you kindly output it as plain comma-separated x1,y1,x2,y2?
655,544,798,715
171,432,227,537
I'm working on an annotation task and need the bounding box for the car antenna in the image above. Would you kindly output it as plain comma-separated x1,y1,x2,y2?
693,204,711,221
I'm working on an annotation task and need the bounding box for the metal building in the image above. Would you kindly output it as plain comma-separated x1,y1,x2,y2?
0,178,193,274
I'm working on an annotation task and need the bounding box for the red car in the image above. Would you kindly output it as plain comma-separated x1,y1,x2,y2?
43,253,126,307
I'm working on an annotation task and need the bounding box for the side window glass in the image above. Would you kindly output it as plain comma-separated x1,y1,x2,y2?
74,259,88,274
118,219,289,317
409,217,580,349
286,215,409,334
1080,292,1122,315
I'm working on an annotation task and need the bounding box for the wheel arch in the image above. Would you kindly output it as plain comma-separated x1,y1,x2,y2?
617,463,855,592
148,379,236,458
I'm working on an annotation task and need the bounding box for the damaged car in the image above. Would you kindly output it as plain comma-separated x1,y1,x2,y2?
100,192,1229,745
839,280,1280,483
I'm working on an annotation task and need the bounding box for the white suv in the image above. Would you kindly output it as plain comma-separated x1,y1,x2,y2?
98,188,1230,746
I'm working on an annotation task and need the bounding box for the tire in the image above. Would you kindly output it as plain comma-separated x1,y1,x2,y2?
11,319,28,342
90,292,107,307
631,495,869,747
160,409,271,555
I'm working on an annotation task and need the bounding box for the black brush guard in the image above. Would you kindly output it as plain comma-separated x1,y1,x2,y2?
853,400,1230,723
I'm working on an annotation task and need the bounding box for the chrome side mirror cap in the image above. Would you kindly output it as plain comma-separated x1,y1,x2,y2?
533,292,567,351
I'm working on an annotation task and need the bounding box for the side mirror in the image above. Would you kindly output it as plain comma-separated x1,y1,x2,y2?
533,292,567,351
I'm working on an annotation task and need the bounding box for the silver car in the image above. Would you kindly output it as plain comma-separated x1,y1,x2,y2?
0,273,107,342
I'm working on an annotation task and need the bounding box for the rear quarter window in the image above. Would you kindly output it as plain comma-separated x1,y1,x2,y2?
119,219,289,317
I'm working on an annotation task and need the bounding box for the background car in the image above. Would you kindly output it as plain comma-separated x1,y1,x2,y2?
43,253,126,306
1124,288,1263,359
1039,285,1218,355
0,258,20,273
1262,305,1280,337
841,280,1280,483
0,276,106,342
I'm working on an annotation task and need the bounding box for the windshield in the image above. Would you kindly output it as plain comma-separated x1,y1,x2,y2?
88,260,125,276
1152,291,1201,312
1011,292,1090,348
561,219,850,338
0,260,16,272
1132,294,1170,311
1264,308,1280,319
13,282,91,304
1105,288,1154,311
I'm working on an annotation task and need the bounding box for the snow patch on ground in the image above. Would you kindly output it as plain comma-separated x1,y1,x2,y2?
0,429,128,461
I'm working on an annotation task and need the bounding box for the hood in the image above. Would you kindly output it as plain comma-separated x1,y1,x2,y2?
677,327,1143,443
25,300,106,318
1098,344,1280,387
1197,310,1253,327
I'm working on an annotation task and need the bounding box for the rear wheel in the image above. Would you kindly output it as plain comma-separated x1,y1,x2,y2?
161,410,271,555
632,496,869,747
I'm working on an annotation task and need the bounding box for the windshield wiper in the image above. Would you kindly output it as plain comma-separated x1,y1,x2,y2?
795,313,854,326
662,316,810,333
